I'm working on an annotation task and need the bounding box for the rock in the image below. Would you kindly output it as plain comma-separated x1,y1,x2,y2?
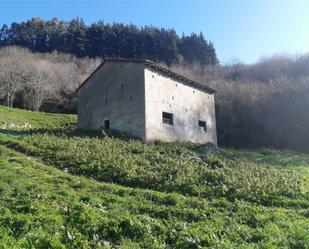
200,142,219,155
208,159,225,169
21,122,28,128
188,156,203,163
1,122,7,129
1,121,32,130
7,123,15,129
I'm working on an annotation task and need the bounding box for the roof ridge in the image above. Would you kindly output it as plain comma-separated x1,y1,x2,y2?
76,57,216,94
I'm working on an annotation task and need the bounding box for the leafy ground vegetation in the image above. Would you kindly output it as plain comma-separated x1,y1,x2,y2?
0,105,309,248
0,105,76,130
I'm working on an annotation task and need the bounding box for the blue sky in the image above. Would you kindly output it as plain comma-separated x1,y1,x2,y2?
1,0,309,64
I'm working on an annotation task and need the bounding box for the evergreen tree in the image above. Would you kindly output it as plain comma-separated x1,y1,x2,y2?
67,18,88,56
0,17,218,66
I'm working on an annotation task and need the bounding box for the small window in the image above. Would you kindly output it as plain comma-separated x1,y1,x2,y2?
162,112,173,125
129,96,133,102
104,120,110,129
199,120,207,132
121,84,124,91
105,97,108,105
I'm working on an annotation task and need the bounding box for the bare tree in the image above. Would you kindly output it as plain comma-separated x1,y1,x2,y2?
23,61,54,111
0,46,100,111
0,57,30,107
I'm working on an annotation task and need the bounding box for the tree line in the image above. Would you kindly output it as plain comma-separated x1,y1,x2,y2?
0,17,218,66
0,46,99,112
172,54,309,152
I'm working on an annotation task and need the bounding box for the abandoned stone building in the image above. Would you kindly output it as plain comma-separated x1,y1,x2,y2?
76,58,217,144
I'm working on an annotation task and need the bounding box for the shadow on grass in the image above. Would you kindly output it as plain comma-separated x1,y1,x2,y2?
0,128,206,156
0,127,141,141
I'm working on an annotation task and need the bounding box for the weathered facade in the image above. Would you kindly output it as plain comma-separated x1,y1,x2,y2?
77,58,217,144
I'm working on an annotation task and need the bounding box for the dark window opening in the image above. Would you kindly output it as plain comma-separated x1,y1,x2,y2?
105,97,108,105
129,96,133,102
121,84,124,91
199,120,207,132
162,112,173,125
104,120,110,129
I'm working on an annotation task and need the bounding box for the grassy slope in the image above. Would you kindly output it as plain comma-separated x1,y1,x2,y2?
0,105,76,129
0,105,308,249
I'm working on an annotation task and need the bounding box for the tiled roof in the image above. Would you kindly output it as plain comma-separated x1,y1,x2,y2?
76,58,216,93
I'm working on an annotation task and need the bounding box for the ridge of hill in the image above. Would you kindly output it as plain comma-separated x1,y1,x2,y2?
0,17,218,66
0,105,308,248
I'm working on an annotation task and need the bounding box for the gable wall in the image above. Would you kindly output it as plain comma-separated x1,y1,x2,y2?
77,61,146,138
144,68,217,144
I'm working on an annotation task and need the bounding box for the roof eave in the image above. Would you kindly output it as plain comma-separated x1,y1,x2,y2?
75,58,217,94
144,64,216,94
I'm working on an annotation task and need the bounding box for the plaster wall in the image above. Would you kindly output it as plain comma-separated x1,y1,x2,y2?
144,68,217,144
77,61,146,138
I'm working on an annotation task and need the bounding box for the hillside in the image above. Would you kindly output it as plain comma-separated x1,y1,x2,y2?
0,105,308,248
0,17,218,66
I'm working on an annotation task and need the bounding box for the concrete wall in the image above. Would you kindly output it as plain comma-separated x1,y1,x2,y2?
144,67,217,144
77,61,146,139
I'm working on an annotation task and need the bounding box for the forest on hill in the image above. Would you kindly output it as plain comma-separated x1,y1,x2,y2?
0,17,218,66
0,18,309,153
171,54,309,152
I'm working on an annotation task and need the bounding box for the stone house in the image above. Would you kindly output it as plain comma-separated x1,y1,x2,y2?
76,58,217,144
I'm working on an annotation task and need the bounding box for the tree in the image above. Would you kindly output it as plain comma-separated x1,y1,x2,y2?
0,17,218,66
0,47,31,107
23,61,53,111
0,24,10,46
178,32,218,66
66,18,88,57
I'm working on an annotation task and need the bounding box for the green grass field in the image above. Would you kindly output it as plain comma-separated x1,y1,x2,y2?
0,105,308,249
